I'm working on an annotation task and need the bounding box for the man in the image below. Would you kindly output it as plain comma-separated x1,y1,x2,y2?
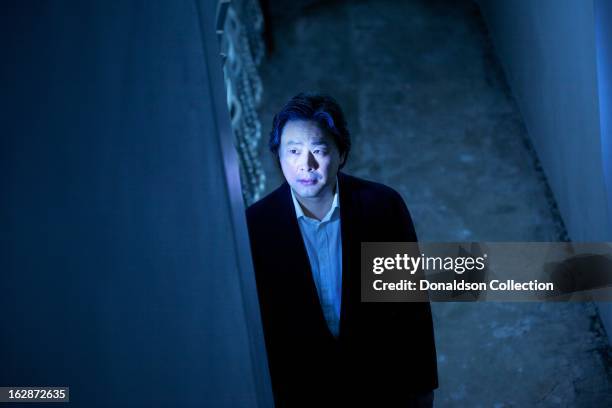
246,93,438,407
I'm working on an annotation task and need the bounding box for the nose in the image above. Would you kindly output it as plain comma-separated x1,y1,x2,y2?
298,150,318,172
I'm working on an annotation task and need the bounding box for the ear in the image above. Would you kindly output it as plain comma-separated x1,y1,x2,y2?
339,152,347,168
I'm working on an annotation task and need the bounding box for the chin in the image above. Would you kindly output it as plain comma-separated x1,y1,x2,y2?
294,188,318,199
293,184,323,199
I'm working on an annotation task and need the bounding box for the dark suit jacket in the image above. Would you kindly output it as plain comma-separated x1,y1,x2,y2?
246,172,438,407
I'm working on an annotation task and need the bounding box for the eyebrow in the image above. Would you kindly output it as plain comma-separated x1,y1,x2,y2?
311,140,329,146
284,140,329,146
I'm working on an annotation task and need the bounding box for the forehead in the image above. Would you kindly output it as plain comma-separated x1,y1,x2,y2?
280,120,332,145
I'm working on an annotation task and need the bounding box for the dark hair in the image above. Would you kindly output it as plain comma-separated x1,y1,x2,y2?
269,92,351,168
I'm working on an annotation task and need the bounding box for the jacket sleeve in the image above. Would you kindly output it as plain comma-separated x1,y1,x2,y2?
392,192,438,388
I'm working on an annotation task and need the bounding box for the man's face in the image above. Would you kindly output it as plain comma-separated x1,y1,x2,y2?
278,120,344,200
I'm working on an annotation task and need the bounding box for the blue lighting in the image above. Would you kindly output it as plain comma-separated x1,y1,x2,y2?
594,0,612,234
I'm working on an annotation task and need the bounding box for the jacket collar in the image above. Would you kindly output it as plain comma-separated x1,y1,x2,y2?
289,177,340,222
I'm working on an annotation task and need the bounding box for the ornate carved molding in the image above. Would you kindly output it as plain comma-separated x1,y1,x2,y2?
216,0,266,205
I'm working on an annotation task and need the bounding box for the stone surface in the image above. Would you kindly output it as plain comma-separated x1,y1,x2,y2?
255,0,611,405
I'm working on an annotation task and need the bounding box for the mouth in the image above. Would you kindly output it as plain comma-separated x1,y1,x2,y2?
298,178,317,186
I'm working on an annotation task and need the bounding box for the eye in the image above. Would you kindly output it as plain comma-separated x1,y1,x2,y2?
289,149,299,154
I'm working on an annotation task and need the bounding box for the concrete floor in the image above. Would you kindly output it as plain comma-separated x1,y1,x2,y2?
254,0,611,406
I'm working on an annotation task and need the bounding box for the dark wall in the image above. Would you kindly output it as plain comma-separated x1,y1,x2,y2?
0,1,272,406
477,0,611,242
477,0,612,339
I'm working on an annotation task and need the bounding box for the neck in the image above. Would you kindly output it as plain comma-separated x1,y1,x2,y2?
295,185,336,221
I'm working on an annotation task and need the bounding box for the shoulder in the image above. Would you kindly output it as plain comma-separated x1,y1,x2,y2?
245,182,293,236
339,172,405,205
339,172,417,241
246,183,288,218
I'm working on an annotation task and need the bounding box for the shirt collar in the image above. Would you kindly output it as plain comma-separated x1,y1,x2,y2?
290,177,340,223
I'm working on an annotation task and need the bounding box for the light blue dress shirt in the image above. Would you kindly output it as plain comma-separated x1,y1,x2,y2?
290,180,343,338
